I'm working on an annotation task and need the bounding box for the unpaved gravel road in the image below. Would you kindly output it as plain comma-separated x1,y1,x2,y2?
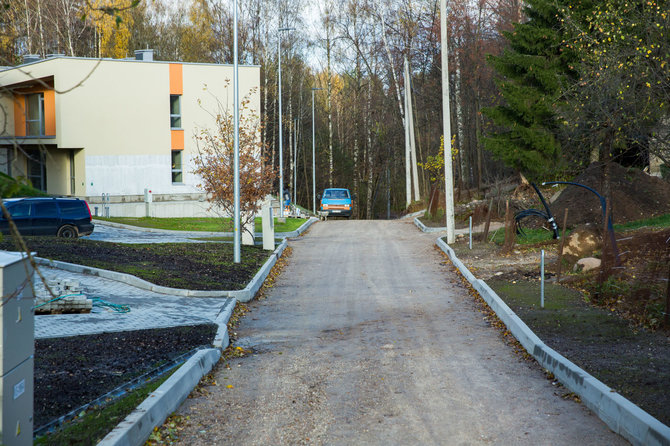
175,219,626,445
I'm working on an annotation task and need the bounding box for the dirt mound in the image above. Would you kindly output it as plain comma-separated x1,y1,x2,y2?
550,162,670,227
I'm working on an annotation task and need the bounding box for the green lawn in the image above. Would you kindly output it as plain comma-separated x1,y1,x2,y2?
96,216,307,233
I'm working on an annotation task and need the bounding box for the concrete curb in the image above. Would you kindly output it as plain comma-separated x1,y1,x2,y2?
212,297,236,349
413,216,446,233
230,238,288,302
436,237,670,446
92,217,316,239
35,236,290,300
402,209,426,220
98,348,221,446
277,217,317,238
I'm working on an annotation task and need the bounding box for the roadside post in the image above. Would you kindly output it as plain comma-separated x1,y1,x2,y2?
469,216,473,250
144,188,153,218
0,251,34,446
541,249,545,308
262,203,275,251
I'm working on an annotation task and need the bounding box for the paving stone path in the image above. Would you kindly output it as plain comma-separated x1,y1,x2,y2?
35,266,232,339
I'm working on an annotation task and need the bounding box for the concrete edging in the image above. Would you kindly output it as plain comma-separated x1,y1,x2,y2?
230,238,288,302
403,209,426,220
93,216,317,239
436,237,670,446
413,216,446,233
97,348,221,446
212,297,236,349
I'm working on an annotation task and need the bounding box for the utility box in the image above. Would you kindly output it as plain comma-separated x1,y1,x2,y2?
262,205,275,251
0,251,34,446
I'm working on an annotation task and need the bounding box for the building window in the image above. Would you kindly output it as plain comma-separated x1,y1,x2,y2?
26,93,45,136
171,150,182,183
26,149,46,191
170,95,181,129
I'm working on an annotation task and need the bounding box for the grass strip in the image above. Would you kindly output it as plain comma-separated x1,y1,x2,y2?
490,227,558,245
613,213,670,231
96,216,306,233
34,371,174,446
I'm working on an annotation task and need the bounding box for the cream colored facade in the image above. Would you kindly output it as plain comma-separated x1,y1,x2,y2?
0,54,260,217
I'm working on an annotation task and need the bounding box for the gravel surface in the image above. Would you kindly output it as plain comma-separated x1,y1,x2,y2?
172,219,626,445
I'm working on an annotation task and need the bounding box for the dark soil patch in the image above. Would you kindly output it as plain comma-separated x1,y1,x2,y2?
35,324,216,429
489,280,670,426
0,237,269,290
551,162,670,226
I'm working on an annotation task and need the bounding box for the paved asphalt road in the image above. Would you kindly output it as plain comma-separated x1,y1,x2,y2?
174,219,626,445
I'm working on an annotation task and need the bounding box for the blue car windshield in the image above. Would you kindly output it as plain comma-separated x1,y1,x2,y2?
324,190,349,199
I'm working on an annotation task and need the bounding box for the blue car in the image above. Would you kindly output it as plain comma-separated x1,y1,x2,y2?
319,188,352,218
0,197,94,237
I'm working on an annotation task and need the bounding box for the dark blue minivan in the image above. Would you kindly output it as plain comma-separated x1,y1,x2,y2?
0,197,94,238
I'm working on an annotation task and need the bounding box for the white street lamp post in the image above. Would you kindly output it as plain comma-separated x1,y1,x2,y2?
278,27,294,218
311,87,322,213
233,0,241,262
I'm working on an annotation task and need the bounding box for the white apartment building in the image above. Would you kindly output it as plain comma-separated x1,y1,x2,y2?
0,50,260,217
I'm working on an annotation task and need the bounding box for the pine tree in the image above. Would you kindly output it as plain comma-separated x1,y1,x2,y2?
483,0,591,180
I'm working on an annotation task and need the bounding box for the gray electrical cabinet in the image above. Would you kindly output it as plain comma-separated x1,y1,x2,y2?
0,251,34,446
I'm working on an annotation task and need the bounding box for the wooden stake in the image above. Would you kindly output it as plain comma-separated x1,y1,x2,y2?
556,208,569,282
503,200,515,253
482,197,493,242
599,198,611,285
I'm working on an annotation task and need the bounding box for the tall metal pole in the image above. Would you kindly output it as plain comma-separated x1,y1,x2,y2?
311,87,322,213
277,27,294,218
233,0,241,262
440,0,455,243
294,118,298,205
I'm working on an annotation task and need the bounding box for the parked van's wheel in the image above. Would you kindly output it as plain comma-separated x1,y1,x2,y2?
57,225,79,238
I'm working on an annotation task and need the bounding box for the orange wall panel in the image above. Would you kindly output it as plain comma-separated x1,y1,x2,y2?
13,95,25,137
169,64,183,95
44,90,56,136
171,130,184,150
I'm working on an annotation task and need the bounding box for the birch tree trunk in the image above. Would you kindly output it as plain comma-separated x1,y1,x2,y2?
24,0,32,53
366,76,374,219
37,0,46,56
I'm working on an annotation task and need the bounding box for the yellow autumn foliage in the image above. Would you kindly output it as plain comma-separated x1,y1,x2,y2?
91,0,133,59
419,135,458,183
